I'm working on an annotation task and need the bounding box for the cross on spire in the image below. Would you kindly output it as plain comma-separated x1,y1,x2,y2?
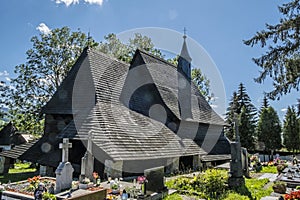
59,138,72,162
183,27,187,39
87,29,92,47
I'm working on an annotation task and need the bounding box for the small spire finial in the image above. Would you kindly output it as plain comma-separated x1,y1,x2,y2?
87,29,91,47
183,27,187,39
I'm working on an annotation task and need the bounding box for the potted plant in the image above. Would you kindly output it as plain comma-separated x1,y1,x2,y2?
272,181,286,194
277,164,287,174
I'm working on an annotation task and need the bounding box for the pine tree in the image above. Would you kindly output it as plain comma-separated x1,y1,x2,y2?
283,106,300,153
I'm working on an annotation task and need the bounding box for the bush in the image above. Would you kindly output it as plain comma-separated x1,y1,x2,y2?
198,169,228,199
261,166,277,173
224,192,250,200
42,192,56,200
166,169,228,199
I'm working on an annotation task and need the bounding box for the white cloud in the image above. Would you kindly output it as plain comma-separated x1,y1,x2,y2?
0,71,9,77
36,23,51,35
211,104,218,109
168,9,178,20
55,0,104,6
55,0,79,6
84,0,103,5
281,108,288,112
5,77,11,82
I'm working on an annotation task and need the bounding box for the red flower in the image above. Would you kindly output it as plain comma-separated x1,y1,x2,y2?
137,176,147,184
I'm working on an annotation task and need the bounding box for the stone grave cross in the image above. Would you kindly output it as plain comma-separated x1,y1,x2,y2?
55,138,74,193
80,131,94,181
59,138,72,162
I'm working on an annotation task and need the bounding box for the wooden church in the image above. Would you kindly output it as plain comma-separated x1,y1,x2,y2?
2,36,231,178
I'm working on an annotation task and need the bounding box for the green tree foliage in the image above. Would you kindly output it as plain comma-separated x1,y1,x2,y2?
0,27,98,134
261,96,269,110
98,33,163,63
225,83,257,150
192,68,213,102
283,106,300,153
244,0,300,100
239,106,256,151
257,104,282,156
237,83,257,150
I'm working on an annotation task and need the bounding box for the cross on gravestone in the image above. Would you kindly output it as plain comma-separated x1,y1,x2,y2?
59,138,72,162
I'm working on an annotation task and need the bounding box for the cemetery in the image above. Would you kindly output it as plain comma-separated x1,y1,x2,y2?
1,2,300,198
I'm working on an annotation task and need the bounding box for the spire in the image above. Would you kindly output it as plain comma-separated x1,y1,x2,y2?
180,28,192,63
178,28,192,79
177,28,192,119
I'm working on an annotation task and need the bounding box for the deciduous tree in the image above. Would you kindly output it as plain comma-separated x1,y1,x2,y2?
0,27,98,134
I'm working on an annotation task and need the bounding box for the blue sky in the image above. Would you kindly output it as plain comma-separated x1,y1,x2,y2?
0,0,298,120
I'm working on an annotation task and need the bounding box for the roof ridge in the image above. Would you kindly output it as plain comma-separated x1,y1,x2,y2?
87,47,130,66
136,48,177,69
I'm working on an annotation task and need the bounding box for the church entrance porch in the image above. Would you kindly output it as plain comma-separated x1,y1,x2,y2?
179,156,193,172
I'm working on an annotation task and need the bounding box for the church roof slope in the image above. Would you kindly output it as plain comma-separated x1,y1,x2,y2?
42,47,129,115
64,101,205,161
0,122,17,145
135,50,225,125
0,140,37,159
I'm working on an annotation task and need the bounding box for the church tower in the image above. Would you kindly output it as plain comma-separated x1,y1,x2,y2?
177,32,192,119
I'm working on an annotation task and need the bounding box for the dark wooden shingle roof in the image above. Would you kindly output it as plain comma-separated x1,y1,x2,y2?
54,48,205,161
129,50,225,125
17,47,230,164
0,140,37,159
0,122,17,145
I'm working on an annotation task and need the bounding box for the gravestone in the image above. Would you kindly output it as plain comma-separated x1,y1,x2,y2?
278,164,300,188
55,138,74,193
241,147,250,178
79,132,94,181
144,166,165,195
0,156,5,174
228,117,245,187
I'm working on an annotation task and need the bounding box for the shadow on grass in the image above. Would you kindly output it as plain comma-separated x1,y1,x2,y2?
0,171,38,184
231,179,255,200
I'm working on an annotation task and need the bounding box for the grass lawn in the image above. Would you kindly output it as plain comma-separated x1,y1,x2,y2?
165,167,276,200
0,162,37,183
260,165,278,174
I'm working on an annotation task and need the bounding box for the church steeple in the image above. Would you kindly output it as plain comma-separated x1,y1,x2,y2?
178,29,192,79
177,30,192,119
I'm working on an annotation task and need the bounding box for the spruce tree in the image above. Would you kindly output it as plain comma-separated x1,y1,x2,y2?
225,83,257,151
257,104,282,158
283,106,300,153
236,83,257,150
244,0,300,100
239,106,256,151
